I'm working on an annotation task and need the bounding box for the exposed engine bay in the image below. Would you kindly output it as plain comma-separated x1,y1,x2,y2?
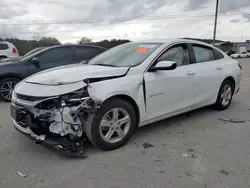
11,86,100,157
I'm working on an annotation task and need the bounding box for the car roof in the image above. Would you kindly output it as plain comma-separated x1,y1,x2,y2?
136,38,214,47
46,44,107,51
0,41,13,45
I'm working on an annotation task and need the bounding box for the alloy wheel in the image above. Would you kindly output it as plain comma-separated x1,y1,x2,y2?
220,84,232,106
99,108,131,143
0,81,16,100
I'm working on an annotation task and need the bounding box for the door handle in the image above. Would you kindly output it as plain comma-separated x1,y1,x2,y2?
216,66,223,70
187,71,195,75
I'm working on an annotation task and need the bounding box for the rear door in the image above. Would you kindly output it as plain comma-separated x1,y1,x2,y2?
28,46,74,75
74,46,103,63
190,43,226,108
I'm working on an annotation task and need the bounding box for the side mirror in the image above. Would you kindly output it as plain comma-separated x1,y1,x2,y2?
32,57,40,68
149,61,177,72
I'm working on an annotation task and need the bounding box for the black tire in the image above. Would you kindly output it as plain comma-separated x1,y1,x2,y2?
0,77,20,102
85,98,137,151
214,79,234,110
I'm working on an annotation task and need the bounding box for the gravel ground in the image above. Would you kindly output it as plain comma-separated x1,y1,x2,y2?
1,59,250,188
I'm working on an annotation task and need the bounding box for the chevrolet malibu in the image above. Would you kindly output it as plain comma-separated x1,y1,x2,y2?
11,39,241,155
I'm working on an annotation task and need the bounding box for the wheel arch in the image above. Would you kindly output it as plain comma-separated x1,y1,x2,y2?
224,76,235,92
101,94,140,127
0,73,23,81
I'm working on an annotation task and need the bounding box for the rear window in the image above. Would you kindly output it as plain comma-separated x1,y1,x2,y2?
193,44,215,63
0,43,9,50
75,47,102,62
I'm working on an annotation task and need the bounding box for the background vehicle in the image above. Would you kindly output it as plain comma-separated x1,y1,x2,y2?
0,41,19,60
11,39,241,153
230,52,250,58
0,44,106,102
0,47,47,63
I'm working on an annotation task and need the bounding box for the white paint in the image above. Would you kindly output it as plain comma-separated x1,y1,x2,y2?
13,39,242,129
0,41,19,58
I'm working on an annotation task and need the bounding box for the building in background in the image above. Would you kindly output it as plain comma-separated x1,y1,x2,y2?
234,41,250,53
215,41,234,53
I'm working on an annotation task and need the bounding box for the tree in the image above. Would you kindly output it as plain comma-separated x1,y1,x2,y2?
39,37,61,45
77,37,92,44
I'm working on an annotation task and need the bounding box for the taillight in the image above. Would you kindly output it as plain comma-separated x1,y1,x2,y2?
238,62,242,70
12,48,17,54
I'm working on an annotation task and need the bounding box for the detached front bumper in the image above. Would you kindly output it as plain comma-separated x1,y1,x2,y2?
13,118,86,158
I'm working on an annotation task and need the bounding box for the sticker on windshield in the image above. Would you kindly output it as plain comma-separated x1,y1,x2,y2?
138,44,156,48
136,47,148,53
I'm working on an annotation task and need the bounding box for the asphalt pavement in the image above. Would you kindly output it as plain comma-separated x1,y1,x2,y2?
1,59,250,188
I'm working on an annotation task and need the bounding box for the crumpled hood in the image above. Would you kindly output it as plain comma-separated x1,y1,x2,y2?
25,64,129,85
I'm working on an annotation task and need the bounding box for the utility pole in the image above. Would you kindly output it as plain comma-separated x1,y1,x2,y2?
240,31,243,42
213,0,219,46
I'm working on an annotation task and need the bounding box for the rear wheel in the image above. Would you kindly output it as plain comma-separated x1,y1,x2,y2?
85,98,137,151
214,80,234,110
0,77,20,102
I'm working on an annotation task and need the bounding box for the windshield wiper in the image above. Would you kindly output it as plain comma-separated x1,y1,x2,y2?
94,64,116,67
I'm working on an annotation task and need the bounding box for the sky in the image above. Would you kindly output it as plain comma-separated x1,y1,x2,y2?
0,0,250,43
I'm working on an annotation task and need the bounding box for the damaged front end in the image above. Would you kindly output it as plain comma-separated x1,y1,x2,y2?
11,87,98,157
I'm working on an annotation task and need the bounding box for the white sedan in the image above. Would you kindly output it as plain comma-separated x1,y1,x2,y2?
230,52,250,59
11,39,242,155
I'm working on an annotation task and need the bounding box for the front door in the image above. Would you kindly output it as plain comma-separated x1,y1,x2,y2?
143,43,196,120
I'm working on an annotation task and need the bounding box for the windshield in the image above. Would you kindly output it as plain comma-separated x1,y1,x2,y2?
88,42,162,67
24,47,46,57
21,47,48,62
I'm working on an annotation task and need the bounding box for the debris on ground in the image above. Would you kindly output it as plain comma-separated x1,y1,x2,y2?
188,148,195,152
0,125,2,128
176,124,180,127
217,118,245,123
191,154,198,159
182,153,189,158
152,157,162,162
185,172,194,177
141,151,146,154
162,144,166,146
17,171,27,178
177,132,186,138
203,129,206,131
157,170,165,174
143,142,154,149
219,170,229,175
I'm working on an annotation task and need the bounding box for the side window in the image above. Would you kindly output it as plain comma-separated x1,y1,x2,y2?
37,47,73,64
75,47,102,62
0,43,9,50
214,49,224,60
157,44,190,66
193,45,215,63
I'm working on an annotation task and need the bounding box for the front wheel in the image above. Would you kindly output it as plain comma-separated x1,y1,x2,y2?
85,98,137,151
214,80,234,110
0,77,20,102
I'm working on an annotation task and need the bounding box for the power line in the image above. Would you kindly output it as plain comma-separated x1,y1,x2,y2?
0,13,249,26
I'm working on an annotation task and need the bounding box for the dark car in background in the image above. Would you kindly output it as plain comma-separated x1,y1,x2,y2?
0,44,106,102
